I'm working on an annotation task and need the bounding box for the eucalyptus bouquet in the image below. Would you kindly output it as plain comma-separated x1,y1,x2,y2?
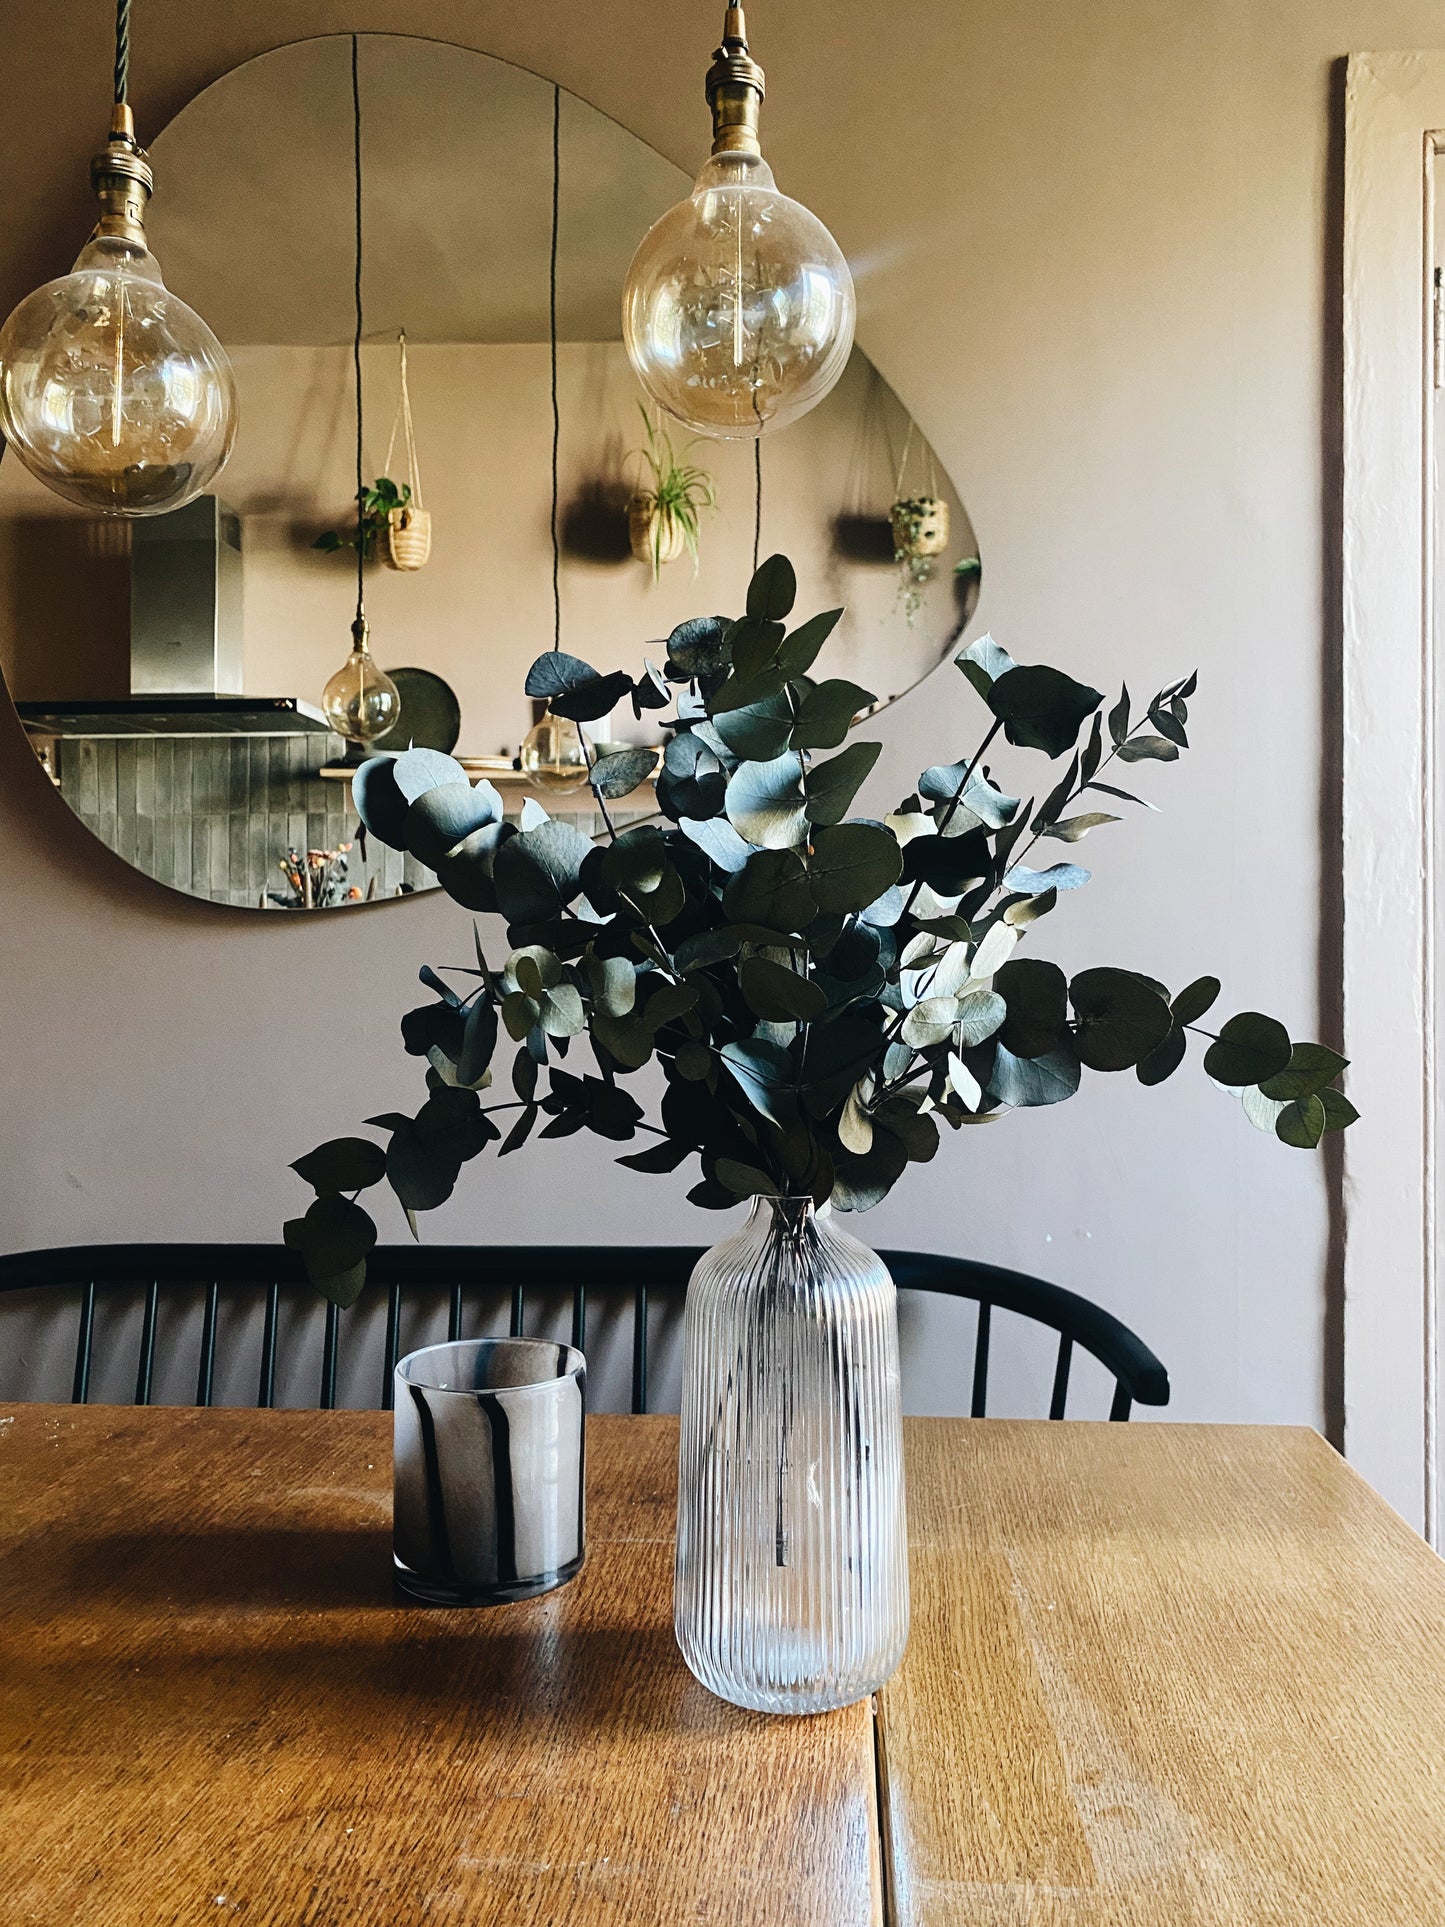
286,554,1355,1305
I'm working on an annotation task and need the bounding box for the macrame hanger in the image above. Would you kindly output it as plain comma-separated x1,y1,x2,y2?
893,419,916,502
382,330,424,508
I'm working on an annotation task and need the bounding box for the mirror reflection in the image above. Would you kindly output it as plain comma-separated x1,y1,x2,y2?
0,34,980,910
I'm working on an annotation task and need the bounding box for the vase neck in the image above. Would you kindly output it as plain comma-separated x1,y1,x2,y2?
747,1195,817,1238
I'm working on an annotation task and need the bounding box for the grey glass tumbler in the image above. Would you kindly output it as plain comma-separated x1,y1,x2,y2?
393,1338,586,1605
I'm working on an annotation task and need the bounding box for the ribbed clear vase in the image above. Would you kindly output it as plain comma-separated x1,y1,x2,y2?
674,1196,909,1714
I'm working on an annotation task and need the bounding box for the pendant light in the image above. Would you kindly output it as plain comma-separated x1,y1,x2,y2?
0,0,237,515
322,37,400,749
622,5,855,440
520,85,591,796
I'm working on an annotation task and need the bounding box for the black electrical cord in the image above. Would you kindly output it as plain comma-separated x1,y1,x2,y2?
114,0,130,105
550,84,561,650
752,439,762,575
351,34,365,629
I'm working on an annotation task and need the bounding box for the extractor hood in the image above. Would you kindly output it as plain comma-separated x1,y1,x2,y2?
18,495,329,739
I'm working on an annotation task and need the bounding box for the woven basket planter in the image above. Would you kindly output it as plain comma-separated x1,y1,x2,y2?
628,493,688,570
889,495,950,561
386,505,432,572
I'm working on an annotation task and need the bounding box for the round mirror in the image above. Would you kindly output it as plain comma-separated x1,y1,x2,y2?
0,34,980,910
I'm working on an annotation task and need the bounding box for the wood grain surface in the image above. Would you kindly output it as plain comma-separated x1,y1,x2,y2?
0,1407,879,1927
883,1420,1445,1925
7,1409,1445,1925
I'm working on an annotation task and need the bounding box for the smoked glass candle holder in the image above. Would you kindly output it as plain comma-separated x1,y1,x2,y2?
393,1338,585,1605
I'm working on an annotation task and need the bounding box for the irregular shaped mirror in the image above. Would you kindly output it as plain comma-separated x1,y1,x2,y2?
0,34,979,910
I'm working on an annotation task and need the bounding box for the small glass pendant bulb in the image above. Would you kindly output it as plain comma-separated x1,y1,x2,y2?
323,617,401,746
520,704,592,795
0,106,236,516
622,6,855,440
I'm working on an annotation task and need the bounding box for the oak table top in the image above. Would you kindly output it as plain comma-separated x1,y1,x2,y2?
2,1410,1444,1925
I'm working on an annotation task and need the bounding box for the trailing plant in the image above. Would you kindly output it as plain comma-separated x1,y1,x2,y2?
629,405,717,580
313,476,412,561
284,553,1357,1305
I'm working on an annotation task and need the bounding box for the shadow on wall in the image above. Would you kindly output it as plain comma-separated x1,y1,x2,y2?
0,516,130,702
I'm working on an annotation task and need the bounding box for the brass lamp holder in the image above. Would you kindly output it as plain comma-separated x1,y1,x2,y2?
351,615,371,654
89,103,152,249
706,4,766,157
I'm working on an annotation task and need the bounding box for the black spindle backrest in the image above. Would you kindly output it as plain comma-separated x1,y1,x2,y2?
0,1244,1170,1418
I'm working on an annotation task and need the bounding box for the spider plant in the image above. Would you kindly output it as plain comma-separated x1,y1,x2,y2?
629,405,717,581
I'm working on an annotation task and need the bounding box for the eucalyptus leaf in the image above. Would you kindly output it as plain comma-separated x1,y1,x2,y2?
804,741,882,825
723,848,816,934
727,615,786,681
351,756,410,848
1136,1026,1186,1086
404,781,505,867
740,955,828,1022
955,987,1007,1047
291,1136,386,1196
988,664,1104,757
1275,1093,1326,1149
954,634,1017,695
1171,976,1221,1027
1116,733,1180,763
719,1038,795,1125
590,748,657,800
1258,1043,1349,1102
665,615,731,678
777,607,843,679
716,1158,783,1198
1242,1083,1288,1132
996,957,1070,1059
283,1195,376,1307
679,815,754,873
969,921,1019,982
1069,967,1173,1072
1203,1012,1292,1086
790,679,876,752
493,819,592,925
712,689,795,761
746,552,797,621
390,746,470,805
901,997,960,1049
725,752,808,848
1003,862,1090,894
1041,813,1120,844
808,823,903,915
987,1043,1082,1108
386,1119,459,1211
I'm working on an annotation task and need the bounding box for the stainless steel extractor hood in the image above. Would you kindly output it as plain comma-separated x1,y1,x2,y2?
17,495,328,738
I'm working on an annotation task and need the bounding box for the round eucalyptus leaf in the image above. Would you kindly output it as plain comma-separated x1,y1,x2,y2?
1275,1093,1326,1149
1202,1012,1292,1087
740,955,829,1023
746,552,797,621
351,756,410,848
725,752,808,849
808,823,903,915
403,781,504,867
1069,967,1173,1072
390,746,471,805
1171,975,1221,1027
987,664,1104,757
724,848,817,936
386,1120,460,1211
1136,1025,1186,1086
995,957,1070,1060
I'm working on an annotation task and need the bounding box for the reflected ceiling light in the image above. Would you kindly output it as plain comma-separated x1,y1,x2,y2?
621,5,855,440
0,0,237,515
322,37,400,747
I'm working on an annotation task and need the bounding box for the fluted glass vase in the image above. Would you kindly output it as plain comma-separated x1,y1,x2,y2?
674,1196,909,1714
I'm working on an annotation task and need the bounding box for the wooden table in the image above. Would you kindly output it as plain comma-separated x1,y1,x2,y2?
3,1411,1444,1925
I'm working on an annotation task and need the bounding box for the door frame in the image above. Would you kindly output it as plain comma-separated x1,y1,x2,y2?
1342,52,1445,1539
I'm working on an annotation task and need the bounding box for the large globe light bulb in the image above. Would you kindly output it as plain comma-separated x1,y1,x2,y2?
323,621,401,746
0,108,236,517
622,6,854,441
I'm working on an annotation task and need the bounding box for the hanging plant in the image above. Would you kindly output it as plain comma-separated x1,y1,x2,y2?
889,423,951,624
628,405,717,580
382,331,431,571
313,477,411,561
